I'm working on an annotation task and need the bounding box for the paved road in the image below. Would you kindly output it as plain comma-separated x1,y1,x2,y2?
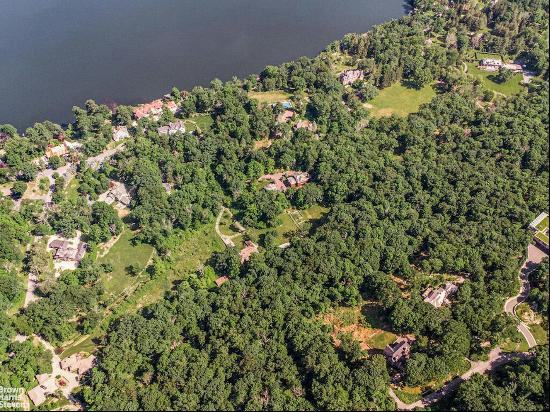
389,348,532,410
86,143,125,170
390,243,548,410
504,244,548,348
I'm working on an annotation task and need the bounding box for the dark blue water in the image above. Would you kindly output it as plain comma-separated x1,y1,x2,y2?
0,0,406,130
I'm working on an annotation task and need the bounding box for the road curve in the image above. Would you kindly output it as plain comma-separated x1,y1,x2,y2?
388,349,532,410
390,243,547,410
504,244,548,348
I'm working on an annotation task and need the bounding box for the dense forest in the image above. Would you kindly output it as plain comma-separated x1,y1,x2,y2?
0,0,549,410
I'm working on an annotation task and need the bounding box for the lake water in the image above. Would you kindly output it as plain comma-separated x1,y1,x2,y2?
0,0,406,130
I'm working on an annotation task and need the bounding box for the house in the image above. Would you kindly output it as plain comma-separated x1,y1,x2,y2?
103,181,132,208
0,132,11,145
260,171,310,192
339,69,364,85
45,143,68,159
157,120,186,136
133,99,165,120
423,282,459,308
479,58,503,71
423,288,446,308
112,125,130,142
285,172,310,189
27,375,58,406
277,109,295,123
529,212,549,252
165,100,179,114
215,276,229,287
383,337,415,367
60,353,96,376
295,119,317,132
503,63,523,72
240,240,258,263
49,239,87,262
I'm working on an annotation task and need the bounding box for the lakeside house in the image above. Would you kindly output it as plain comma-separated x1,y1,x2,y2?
112,125,130,142
45,143,69,159
133,98,179,120
339,69,364,85
157,120,186,136
383,336,415,368
479,58,523,73
479,58,503,71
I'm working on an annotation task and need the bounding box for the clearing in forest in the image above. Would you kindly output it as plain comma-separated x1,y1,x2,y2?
465,62,523,96
97,228,155,300
248,90,292,105
367,82,436,117
322,304,397,351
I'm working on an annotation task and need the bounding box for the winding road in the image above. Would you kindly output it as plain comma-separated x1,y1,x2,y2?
389,243,548,410
504,243,548,347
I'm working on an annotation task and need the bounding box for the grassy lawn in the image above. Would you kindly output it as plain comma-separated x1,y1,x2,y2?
367,82,437,117
465,63,523,96
530,324,549,345
113,224,224,314
323,303,396,351
183,113,213,133
246,205,328,246
64,177,80,201
97,228,155,301
248,90,292,105
516,303,549,345
59,335,97,359
393,386,423,404
501,328,530,352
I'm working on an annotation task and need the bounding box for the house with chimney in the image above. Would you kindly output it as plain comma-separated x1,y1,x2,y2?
60,353,96,376
383,336,415,368
48,239,87,263
423,282,459,308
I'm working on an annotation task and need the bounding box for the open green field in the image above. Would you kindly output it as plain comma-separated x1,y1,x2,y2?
393,386,423,404
183,113,214,133
530,324,549,345
475,51,504,61
501,328,530,352
60,335,97,359
465,63,523,96
248,90,292,105
367,82,437,117
114,224,224,313
247,205,329,246
97,228,155,300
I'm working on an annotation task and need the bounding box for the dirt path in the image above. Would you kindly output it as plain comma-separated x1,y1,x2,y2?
215,207,244,247
390,243,547,410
